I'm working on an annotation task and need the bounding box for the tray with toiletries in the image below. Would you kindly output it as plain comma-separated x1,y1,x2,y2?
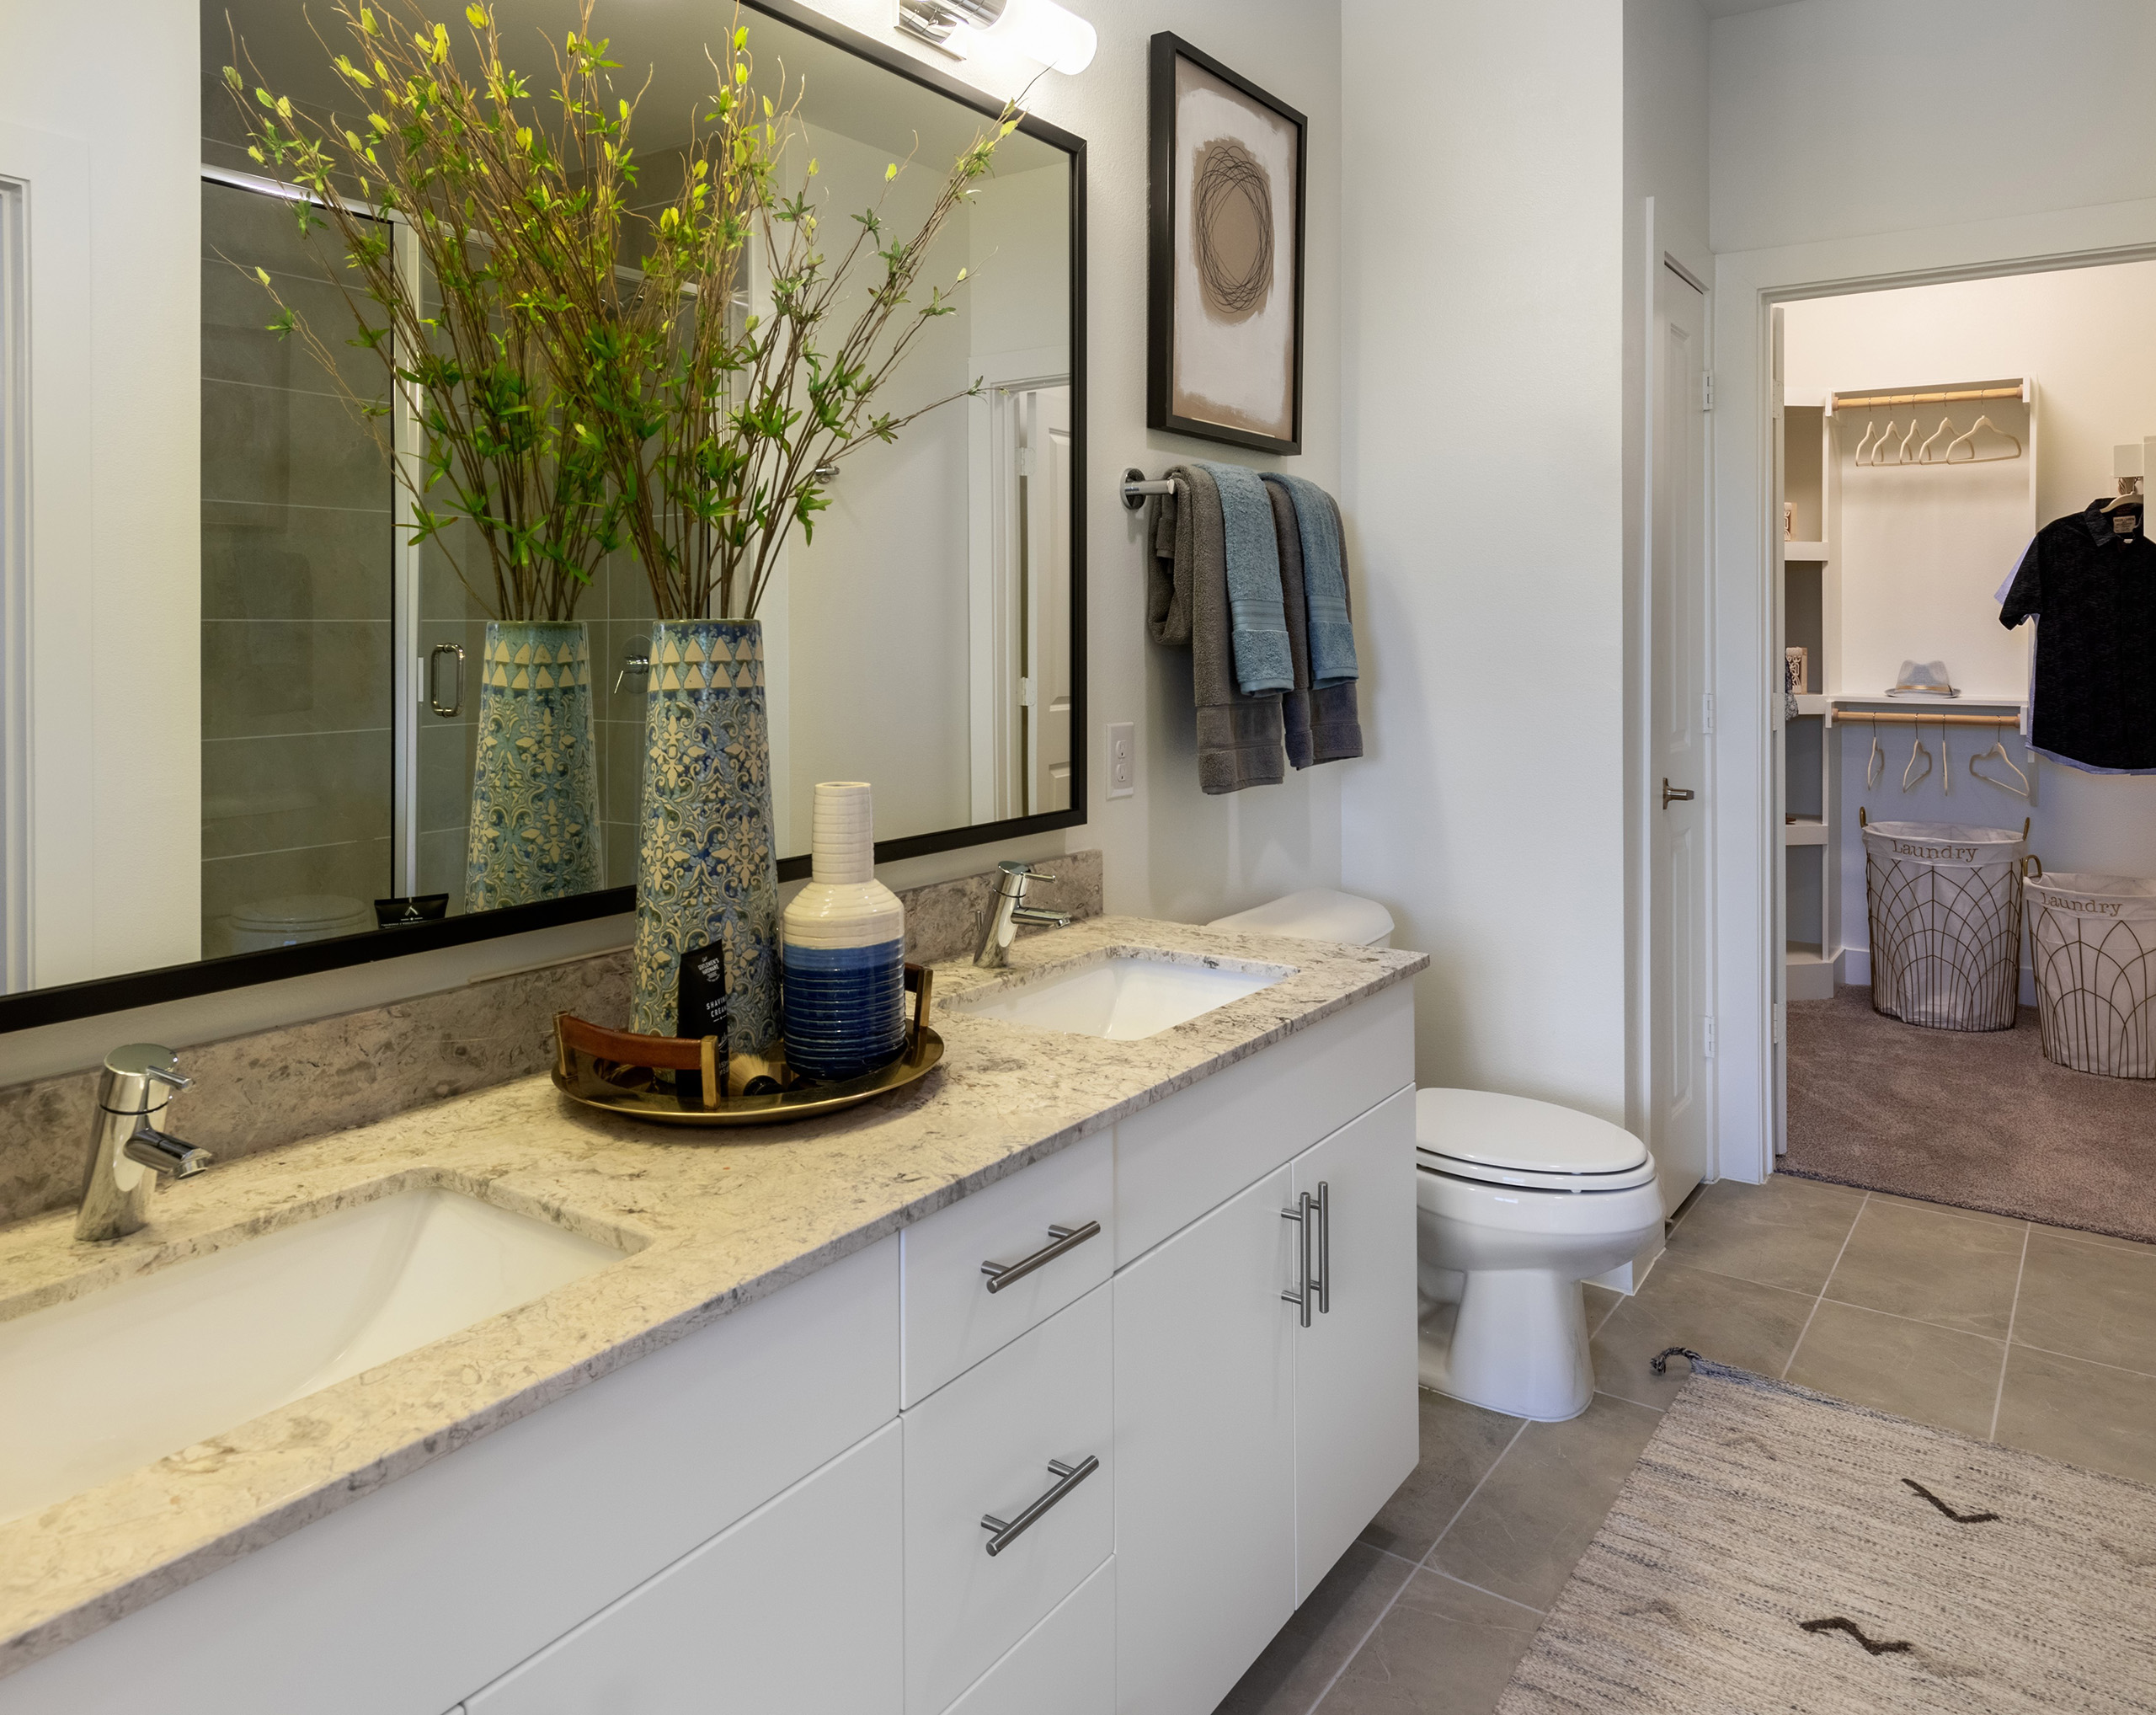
551,964,942,1128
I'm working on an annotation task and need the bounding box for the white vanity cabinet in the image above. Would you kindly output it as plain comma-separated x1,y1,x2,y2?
0,984,1414,1715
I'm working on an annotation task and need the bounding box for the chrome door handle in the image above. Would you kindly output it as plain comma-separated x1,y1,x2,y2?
1282,1184,1331,1325
428,642,465,717
1662,777,1695,808
981,1220,1101,1294
1282,1193,1312,1327
980,1455,1099,1556
1315,1180,1330,1316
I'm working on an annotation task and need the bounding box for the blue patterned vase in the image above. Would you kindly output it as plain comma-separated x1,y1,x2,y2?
630,617,782,1052
464,619,600,911
782,782,907,1082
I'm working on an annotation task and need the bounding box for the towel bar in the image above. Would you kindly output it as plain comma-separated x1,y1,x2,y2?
1121,467,1180,510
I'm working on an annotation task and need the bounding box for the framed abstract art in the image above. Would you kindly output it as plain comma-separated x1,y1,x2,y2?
1147,33,1307,456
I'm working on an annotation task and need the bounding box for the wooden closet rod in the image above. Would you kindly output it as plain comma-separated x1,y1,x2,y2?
1831,385,2024,409
1828,710,2020,728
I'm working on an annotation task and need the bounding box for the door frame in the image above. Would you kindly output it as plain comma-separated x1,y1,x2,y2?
1710,202,2156,1183
1635,198,1717,1189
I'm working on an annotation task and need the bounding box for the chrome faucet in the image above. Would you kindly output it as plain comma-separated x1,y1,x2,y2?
76,1044,213,1243
974,861,1074,968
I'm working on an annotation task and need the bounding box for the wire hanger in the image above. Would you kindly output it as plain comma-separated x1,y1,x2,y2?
1866,715,1885,790
1945,415,2023,463
1969,736,2031,797
1903,726,1933,791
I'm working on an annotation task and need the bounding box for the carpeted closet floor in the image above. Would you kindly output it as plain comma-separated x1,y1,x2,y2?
1785,984,2156,1243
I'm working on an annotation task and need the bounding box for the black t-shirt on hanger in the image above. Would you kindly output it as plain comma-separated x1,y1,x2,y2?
1999,500,2156,774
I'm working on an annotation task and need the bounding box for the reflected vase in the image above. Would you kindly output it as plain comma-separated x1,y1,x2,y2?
630,617,782,1052
464,619,600,911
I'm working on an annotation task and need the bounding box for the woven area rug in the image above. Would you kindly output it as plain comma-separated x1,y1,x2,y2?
1784,984,2156,1244
1497,1359,2156,1713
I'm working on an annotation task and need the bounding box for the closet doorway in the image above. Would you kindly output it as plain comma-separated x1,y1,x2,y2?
1764,260,2156,1246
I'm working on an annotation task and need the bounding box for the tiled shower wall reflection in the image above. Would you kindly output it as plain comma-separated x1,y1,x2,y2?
200,179,392,954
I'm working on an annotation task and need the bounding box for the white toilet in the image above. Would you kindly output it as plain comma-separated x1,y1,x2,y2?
1207,890,1662,1424
1417,1088,1662,1422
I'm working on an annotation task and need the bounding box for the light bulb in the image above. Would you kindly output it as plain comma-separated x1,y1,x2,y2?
977,0,1097,75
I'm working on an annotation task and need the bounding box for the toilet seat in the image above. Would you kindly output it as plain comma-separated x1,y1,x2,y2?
1414,1087,1654,1193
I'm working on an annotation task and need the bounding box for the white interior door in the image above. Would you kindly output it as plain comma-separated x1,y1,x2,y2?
1650,259,1711,1210
1024,385,1072,815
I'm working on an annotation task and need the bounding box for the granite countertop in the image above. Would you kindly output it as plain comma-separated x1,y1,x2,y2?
0,916,1425,1679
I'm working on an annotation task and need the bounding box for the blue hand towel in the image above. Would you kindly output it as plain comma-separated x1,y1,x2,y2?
1263,473,1358,687
1193,460,1294,696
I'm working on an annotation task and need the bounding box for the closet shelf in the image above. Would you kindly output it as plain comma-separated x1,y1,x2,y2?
1784,540,1830,562
1782,819,1829,847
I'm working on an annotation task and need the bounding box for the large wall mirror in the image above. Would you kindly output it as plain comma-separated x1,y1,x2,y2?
3,0,1083,1028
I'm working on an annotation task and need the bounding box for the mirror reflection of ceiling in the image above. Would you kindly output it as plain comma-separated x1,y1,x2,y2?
204,2,1061,175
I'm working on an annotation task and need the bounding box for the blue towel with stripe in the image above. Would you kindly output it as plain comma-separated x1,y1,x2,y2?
1263,473,1358,687
1193,460,1294,696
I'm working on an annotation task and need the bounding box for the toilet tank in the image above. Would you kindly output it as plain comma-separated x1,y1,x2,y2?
1204,888,1396,948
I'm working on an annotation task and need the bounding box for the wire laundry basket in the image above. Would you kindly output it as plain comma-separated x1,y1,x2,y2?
2025,871,2156,1079
1861,815,2030,1033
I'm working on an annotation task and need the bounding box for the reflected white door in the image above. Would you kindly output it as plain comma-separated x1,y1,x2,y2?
1024,386,1072,815
1650,259,1710,1210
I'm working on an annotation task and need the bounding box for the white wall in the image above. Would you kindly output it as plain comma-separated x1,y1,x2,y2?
1,0,200,986
1786,264,2156,960
1709,0,2156,255
1340,0,1630,1115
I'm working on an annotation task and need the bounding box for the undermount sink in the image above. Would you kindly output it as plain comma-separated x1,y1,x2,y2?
953,949,1293,1039
0,1186,627,1525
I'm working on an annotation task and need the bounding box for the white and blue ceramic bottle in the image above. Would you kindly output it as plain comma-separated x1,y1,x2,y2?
781,783,907,1082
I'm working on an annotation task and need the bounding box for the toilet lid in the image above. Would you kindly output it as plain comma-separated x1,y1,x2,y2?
230,893,372,933
1415,1087,1651,1180
1417,1151,1660,1194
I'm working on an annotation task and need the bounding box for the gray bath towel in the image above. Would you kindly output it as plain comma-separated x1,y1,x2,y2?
1193,460,1294,696
1148,464,1286,793
1263,479,1363,767
1263,473,1358,687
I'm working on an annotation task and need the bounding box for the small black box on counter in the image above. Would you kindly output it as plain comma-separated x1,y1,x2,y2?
674,945,730,1106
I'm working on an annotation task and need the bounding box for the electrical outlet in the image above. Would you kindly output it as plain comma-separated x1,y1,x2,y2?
1107,722,1135,798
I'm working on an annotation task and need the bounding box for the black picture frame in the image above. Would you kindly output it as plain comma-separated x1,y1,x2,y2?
0,0,1087,1036
1146,33,1306,457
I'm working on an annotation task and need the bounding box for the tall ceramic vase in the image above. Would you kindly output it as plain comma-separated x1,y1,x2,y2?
464,619,600,911
630,617,782,1051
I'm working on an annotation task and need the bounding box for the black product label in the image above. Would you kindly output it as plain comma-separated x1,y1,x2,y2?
678,946,730,1038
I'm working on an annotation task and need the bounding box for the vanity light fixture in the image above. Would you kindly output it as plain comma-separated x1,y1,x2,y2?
895,0,1097,75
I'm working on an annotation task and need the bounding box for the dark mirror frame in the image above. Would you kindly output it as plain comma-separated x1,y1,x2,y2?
0,0,1086,1034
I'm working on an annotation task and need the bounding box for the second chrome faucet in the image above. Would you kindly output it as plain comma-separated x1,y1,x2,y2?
76,1044,213,1243
974,861,1073,968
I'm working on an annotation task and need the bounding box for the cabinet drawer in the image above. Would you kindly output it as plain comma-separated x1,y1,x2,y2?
463,1420,902,1713
902,1130,1111,1406
941,1556,1113,1715
904,1285,1113,1715
1116,982,1413,1264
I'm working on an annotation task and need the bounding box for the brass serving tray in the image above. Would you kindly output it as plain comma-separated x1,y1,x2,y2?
552,1026,944,1128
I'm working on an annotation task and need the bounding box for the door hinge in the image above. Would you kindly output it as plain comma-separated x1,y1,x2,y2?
1770,1002,1785,1045
1702,1015,1716,1060
1701,692,1715,735
1018,676,1036,708
1015,445,1037,478
1700,371,1715,412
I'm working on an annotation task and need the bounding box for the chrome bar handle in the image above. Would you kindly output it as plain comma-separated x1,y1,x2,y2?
1281,1194,1314,1328
980,1455,1099,1557
981,1220,1102,1295
1315,1181,1330,1316
428,642,465,717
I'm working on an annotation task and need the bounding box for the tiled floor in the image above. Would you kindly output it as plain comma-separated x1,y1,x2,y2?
1214,1173,2156,1715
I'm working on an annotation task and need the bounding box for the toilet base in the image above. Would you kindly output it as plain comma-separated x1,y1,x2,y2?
1418,1269,1595,1422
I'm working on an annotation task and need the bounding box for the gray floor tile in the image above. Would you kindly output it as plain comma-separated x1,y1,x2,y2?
1662,1175,1864,1295
1783,1299,2004,1437
1428,1393,1661,1611
2012,1230,2156,1377
1823,1197,2025,1338
1992,1345,2156,1485
1589,1259,1814,1410
1358,1391,1523,1562
1868,1191,2027,1232
1316,1571,1542,1715
1214,1542,1416,1715
2033,1223,2156,1257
